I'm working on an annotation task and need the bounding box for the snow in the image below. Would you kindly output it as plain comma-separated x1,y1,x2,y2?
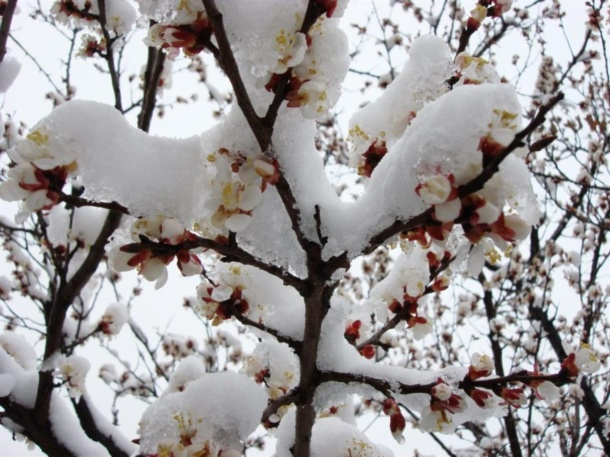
51,0,136,35
0,332,37,371
0,373,16,397
0,275,12,299
276,411,394,457
348,35,452,165
139,372,267,453
47,206,109,248
13,100,207,222
165,355,206,393
244,339,300,399
0,56,21,94
80,393,138,455
49,393,111,456
2,29,533,271
0,335,39,408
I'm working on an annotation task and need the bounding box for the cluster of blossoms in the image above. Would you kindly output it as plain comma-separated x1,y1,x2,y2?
137,372,266,457
77,34,106,58
109,216,203,289
467,0,513,31
0,129,78,222
196,265,252,326
410,107,535,277
51,0,136,36
364,248,440,344
147,439,240,457
202,148,279,236
244,341,299,424
142,0,212,58
161,334,199,360
146,16,211,59
264,13,344,119
389,293,434,341
44,353,91,400
454,53,501,86
417,345,603,433
368,248,439,342
420,380,468,433
51,0,97,25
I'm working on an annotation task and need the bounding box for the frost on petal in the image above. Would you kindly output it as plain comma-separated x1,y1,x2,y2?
239,185,263,212
432,383,453,401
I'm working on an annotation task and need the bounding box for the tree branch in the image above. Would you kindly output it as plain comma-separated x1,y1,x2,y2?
364,92,564,254
201,0,266,148
0,0,18,63
71,396,133,457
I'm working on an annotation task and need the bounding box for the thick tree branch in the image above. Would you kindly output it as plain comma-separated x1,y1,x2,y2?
36,210,123,419
71,396,132,457
202,0,316,255
121,234,306,293
201,0,266,148
0,0,18,63
138,42,166,132
0,398,77,457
